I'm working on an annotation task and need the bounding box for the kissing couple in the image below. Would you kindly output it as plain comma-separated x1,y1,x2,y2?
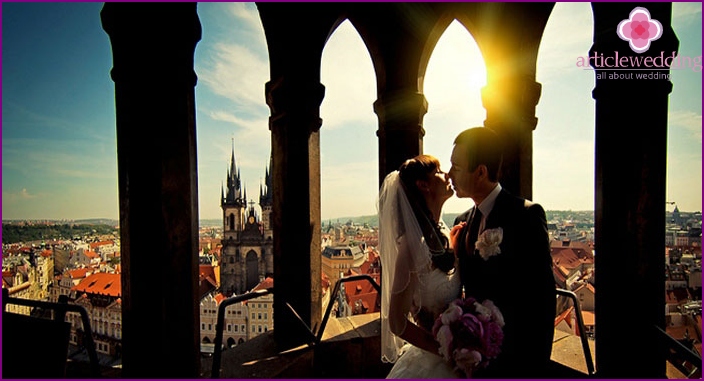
379,126,556,378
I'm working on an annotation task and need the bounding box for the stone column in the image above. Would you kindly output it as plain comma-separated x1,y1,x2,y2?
266,77,325,349
590,3,677,378
459,2,552,200
374,89,429,185
101,3,201,377
481,76,542,199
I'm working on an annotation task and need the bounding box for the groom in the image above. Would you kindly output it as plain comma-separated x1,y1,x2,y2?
449,127,556,378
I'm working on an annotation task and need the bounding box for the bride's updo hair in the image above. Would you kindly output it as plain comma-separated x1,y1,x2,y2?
398,155,454,273
398,155,440,207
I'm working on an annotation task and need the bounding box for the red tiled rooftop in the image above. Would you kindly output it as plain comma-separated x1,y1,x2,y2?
214,293,227,304
199,264,216,280
89,240,114,249
349,292,380,314
550,240,594,267
68,268,90,279
84,250,100,259
554,306,574,328
581,310,595,326
71,272,121,297
252,277,274,291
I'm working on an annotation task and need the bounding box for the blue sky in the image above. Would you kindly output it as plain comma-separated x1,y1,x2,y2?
2,2,702,221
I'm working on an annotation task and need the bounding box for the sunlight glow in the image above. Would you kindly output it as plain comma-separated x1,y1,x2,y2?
424,20,487,214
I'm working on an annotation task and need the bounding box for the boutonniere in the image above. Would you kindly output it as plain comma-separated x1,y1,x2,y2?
476,227,503,260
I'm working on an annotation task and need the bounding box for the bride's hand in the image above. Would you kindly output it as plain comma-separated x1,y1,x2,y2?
449,222,466,251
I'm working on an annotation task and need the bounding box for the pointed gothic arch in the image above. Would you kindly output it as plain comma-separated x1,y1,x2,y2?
320,19,377,220
422,20,487,215
246,250,259,291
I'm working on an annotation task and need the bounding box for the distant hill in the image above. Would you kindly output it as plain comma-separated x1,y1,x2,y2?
324,210,597,229
1,223,119,245
75,218,119,226
4,210,598,237
322,213,462,228
200,219,222,227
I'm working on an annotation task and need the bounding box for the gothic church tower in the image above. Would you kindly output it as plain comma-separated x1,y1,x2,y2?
220,141,274,296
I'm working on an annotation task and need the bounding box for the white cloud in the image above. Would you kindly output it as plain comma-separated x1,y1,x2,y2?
320,21,377,130
537,3,594,78
20,189,37,199
669,110,703,141
227,2,264,31
195,4,269,112
2,188,40,206
206,109,254,127
198,42,269,109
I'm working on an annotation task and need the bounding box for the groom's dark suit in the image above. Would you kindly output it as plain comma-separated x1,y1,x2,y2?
454,188,555,378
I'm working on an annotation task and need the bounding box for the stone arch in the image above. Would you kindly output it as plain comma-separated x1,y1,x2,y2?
534,2,595,211
320,19,378,219
416,13,457,94
422,20,488,211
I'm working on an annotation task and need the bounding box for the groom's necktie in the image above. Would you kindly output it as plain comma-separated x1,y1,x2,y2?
465,207,482,255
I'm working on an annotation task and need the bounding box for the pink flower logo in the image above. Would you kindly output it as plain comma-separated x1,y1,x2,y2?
617,7,663,53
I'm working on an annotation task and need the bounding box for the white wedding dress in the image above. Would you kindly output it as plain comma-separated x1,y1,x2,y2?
386,265,462,379
378,170,463,379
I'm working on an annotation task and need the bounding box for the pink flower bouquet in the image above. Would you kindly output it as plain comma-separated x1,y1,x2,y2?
432,297,505,378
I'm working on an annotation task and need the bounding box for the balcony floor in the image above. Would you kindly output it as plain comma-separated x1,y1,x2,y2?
202,314,598,379
65,314,692,378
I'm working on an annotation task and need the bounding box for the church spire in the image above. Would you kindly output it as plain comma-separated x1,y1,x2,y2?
223,137,243,207
260,152,273,206
230,137,236,175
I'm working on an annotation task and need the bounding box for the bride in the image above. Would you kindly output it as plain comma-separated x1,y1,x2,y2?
378,155,462,379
